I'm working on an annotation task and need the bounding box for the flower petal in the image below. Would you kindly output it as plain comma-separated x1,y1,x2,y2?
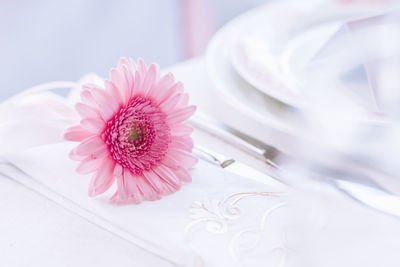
75,136,105,156
76,156,104,174
159,93,182,114
136,175,161,201
75,103,102,120
90,87,119,113
115,174,128,201
137,58,147,74
64,125,93,142
174,167,192,183
176,93,189,108
150,73,175,103
88,157,116,197
161,154,180,169
167,148,198,169
132,70,143,97
169,138,193,152
140,63,158,97
122,65,135,100
144,63,160,97
123,169,142,203
141,169,164,193
167,105,196,124
156,82,183,107
80,90,97,107
104,80,123,108
171,136,194,151
117,57,130,69
152,165,181,190
69,146,86,161
81,118,104,134
169,124,194,136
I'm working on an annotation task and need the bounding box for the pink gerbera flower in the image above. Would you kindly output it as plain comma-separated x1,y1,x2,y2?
64,58,197,203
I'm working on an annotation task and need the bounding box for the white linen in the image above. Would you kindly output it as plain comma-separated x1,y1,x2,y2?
0,59,400,267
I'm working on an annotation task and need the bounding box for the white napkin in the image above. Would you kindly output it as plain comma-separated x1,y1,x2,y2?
1,81,400,267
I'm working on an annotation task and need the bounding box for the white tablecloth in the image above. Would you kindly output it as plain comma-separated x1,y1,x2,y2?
1,58,400,267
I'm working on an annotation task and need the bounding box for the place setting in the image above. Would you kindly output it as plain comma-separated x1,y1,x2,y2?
1,1,400,266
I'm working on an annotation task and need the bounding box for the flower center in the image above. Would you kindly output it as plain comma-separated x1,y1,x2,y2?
102,97,170,174
128,127,141,143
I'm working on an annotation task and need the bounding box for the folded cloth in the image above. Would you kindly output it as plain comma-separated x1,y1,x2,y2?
0,164,177,267
1,80,400,267
1,141,289,266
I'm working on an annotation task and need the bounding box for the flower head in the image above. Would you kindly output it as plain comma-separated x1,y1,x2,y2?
64,58,197,203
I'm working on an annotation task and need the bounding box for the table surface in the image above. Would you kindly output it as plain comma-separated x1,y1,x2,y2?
1,58,400,267
0,57,267,267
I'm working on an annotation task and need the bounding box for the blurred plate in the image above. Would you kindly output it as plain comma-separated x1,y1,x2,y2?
226,1,383,108
205,0,387,152
229,3,309,108
205,2,301,153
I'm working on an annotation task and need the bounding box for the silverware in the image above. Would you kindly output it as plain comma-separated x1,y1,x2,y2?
189,112,280,168
193,145,284,187
190,112,400,219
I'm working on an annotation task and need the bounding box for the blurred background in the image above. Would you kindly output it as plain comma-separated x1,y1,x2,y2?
0,0,268,100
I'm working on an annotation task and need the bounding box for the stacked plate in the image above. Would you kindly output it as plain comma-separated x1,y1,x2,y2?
205,0,394,156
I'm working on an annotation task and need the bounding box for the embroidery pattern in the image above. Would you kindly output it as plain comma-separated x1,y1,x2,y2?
185,191,288,267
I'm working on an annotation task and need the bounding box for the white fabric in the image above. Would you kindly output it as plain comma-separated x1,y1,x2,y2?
0,59,400,267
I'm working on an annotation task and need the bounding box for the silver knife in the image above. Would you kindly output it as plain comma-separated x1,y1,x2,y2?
193,144,284,188
190,113,400,219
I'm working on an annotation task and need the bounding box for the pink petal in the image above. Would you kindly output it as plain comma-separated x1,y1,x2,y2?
140,63,157,97
174,167,192,183
80,90,97,107
136,175,161,201
75,136,105,156
117,57,130,69
149,73,175,102
113,164,123,179
76,156,104,174
167,148,198,169
75,103,102,120
122,65,134,100
90,146,109,159
97,103,115,122
141,170,164,193
123,169,142,203
137,58,147,74
159,93,182,114
169,139,193,152
129,58,137,72
81,118,104,133
132,70,143,97
69,147,86,161
152,165,181,189
144,64,160,97
88,157,116,197
64,125,92,142
171,81,184,94
169,124,194,136
110,68,127,100
90,87,119,113
171,136,194,151
104,80,123,108
176,93,189,108
156,82,183,107
115,173,128,201
161,154,180,169
167,105,196,124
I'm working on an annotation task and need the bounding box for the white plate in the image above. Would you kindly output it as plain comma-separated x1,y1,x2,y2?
205,2,301,153
227,1,383,108
205,0,388,153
